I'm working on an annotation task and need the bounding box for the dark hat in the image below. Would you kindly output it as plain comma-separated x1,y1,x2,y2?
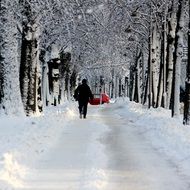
82,79,87,84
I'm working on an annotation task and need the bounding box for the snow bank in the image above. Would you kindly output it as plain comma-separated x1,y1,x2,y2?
112,98,190,178
1,98,190,188
0,102,77,188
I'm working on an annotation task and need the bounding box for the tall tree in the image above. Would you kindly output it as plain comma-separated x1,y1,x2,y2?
172,0,186,117
0,0,24,115
19,0,40,115
183,0,190,124
166,0,178,109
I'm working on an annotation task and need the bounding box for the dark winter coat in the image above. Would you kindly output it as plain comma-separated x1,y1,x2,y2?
74,83,93,103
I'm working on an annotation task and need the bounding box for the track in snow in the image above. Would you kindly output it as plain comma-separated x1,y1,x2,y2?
17,104,189,190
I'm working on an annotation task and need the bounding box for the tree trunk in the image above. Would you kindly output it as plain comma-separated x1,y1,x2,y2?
157,11,168,108
166,0,178,109
162,5,168,108
129,65,135,101
0,0,24,115
157,49,164,107
20,22,40,115
172,0,185,117
151,25,160,107
148,4,153,108
143,68,149,105
183,0,190,124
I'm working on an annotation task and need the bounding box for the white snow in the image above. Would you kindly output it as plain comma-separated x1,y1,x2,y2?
0,99,190,189
86,9,93,14
50,44,60,59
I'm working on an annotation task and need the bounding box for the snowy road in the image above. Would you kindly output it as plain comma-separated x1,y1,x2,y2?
17,104,189,190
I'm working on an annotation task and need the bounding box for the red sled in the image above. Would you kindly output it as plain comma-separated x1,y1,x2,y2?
89,93,110,105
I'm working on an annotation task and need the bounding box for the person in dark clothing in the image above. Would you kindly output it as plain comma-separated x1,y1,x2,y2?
74,79,93,119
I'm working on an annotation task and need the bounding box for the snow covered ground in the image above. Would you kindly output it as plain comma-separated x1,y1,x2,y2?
0,98,190,189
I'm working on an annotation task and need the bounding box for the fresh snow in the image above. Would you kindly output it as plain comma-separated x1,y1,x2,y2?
0,99,190,189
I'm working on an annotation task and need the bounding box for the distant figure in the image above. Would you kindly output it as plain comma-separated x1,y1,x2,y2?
74,79,93,119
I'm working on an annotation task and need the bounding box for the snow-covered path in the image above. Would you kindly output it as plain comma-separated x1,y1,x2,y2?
16,104,190,190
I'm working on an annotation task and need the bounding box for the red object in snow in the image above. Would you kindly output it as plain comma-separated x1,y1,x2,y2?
89,93,110,105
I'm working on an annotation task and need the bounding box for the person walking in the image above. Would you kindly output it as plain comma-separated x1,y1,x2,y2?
74,79,93,119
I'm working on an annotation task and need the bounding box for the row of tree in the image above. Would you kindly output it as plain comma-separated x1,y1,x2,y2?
0,0,80,115
78,0,190,124
82,0,190,124
0,0,190,124
102,0,190,124
125,0,190,124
